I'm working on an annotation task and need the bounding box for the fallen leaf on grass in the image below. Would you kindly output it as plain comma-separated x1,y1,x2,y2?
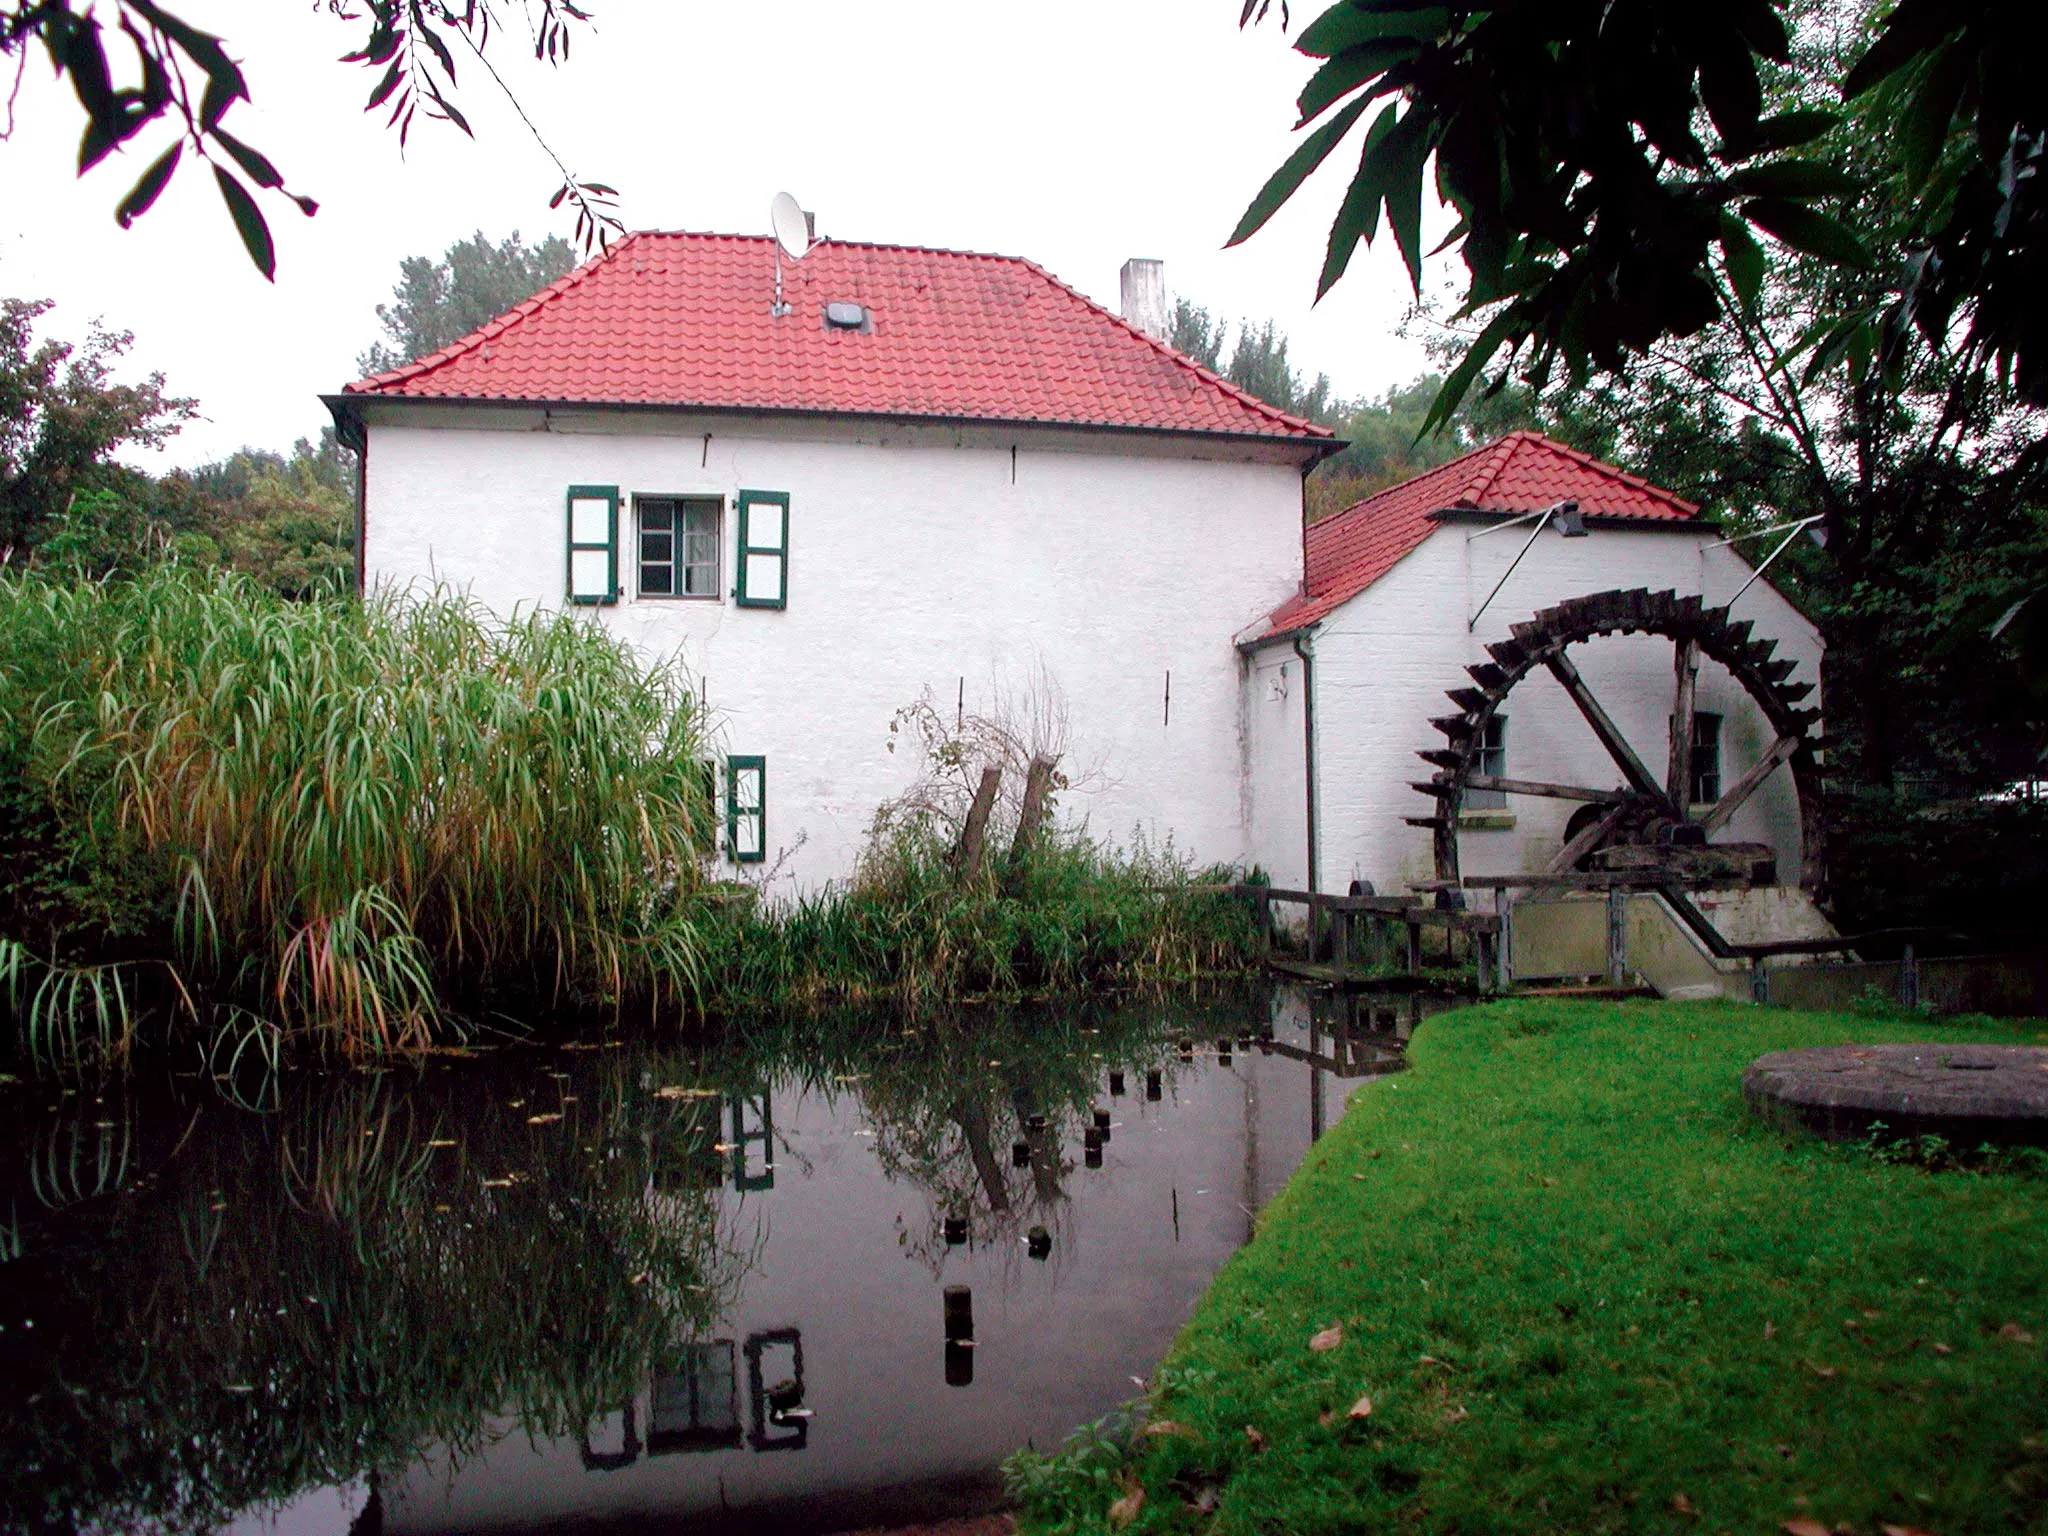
1764,1321,1777,1340
1243,1425,1267,1451
1880,1524,1939,1536
1931,1342,1953,1355
1443,1405,1468,1424
1107,1479,1145,1528
1142,1419,1194,1439
653,1086,718,1100
1309,1325,1343,1352
1348,1395,1373,1420
425,1138,457,1148
1782,1520,1831,1536
1669,1491,1698,1518
1417,1354,1453,1370
1802,1360,1837,1379
1998,1323,2036,1344
526,1113,563,1125
1189,1486,1220,1515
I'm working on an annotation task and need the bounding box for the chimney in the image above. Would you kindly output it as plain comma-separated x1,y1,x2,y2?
1120,258,1168,341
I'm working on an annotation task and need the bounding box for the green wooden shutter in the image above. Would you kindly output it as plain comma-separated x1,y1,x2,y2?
726,755,766,863
567,485,620,605
734,490,789,609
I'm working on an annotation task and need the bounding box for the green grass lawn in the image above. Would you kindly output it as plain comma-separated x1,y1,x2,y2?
1009,1000,2048,1536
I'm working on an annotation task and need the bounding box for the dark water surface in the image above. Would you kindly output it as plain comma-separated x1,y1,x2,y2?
0,985,1436,1535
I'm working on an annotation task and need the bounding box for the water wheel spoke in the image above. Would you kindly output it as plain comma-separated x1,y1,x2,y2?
1667,639,1700,810
1462,773,1627,804
1698,733,1801,834
1542,651,1677,814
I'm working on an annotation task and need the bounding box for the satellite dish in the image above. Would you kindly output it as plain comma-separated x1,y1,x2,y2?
770,192,810,261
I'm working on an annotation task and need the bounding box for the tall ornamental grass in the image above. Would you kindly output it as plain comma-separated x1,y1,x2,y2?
0,565,713,1064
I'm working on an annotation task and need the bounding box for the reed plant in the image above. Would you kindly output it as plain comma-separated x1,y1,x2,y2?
0,564,715,1066
694,829,1262,1011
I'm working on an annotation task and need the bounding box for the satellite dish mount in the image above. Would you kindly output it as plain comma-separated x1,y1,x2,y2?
769,192,810,318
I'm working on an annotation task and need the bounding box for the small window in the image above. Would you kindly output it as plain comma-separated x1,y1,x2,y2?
1467,715,1508,809
735,490,789,609
726,755,766,864
637,497,721,598
1689,713,1723,805
566,485,619,605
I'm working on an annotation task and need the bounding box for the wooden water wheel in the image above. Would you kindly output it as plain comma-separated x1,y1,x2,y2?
1413,588,1825,892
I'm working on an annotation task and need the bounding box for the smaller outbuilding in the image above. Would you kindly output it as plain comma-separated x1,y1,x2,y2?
1239,431,1826,919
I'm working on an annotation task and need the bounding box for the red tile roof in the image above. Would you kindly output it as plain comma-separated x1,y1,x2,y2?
1257,431,1700,636
343,231,1334,443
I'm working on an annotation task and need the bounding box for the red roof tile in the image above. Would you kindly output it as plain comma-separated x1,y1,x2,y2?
1257,431,1700,636
343,231,1333,443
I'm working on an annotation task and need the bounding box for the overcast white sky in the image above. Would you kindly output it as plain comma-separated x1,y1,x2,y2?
0,0,1450,469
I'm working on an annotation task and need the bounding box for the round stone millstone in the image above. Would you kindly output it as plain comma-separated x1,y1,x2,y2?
1743,1043,2048,1148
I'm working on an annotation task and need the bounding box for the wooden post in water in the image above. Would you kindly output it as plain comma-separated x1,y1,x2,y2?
954,766,1002,882
1406,920,1422,977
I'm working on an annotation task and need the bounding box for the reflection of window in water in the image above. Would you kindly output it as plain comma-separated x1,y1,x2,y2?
652,1097,726,1193
729,1095,774,1192
648,1340,741,1454
745,1329,807,1452
578,1404,641,1471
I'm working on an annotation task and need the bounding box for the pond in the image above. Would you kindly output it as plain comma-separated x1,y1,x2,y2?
0,984,1441,1535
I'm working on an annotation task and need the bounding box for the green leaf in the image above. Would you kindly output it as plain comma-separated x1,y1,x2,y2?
1741,198,1873,267
1380,107,1432,293
1316,104,1400,297
1717,215,1766,311
1749,110,1840,154
1229,94,1372,248
1297,2,1447,59
1296,40,1416,125
115,141,182,228
1900,41,1969,190
210,127,283,190
1724,160,1860,199
214,166,275,280
1843,0,1963,99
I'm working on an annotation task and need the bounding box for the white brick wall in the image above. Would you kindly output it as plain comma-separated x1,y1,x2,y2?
360,408,1310,891
1255,519,1824,895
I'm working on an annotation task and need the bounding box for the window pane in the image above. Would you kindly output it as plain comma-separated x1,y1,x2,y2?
682,560,715,596
1468,715,1507,809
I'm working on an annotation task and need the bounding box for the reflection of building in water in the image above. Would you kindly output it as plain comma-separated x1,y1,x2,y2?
649,1341,742,1454
745,1328,807,1451
578,1330,804,1471
728,1096,775,1192
646,1095,775,1195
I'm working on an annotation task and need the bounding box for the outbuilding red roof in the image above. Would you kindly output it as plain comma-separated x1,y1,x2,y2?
1257,431,1700,637
343,231,1333,443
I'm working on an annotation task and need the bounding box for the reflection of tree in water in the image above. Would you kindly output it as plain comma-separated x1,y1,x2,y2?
0,982,1276,1531
0,1051,750,1535
786,990,1262,1273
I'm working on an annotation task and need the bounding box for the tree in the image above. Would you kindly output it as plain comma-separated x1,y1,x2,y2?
358,231,578,376
0,297,195,557
1,1,618,278
1235,0,2048,431
1167,299,1339,424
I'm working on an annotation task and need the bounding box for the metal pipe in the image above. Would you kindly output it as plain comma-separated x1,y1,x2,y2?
1722,515,1825,608
1292,634,1319,896
1468,501,1579,631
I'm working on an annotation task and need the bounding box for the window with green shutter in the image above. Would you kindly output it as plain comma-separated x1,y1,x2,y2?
734,490,789,608
566,485,620,605
726,755,766,863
